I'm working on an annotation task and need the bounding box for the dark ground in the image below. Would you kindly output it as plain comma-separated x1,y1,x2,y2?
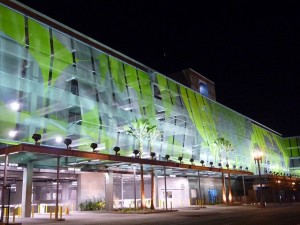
14,203,300,225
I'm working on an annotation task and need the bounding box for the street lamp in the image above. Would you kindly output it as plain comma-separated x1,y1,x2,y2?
253,149,265,207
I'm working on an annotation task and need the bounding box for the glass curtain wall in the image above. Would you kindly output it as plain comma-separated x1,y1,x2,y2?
0,3,290,175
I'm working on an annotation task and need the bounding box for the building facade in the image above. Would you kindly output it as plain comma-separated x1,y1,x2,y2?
0,0,300,218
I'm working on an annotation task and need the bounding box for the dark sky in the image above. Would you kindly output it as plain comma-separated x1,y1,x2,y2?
16,0,300,137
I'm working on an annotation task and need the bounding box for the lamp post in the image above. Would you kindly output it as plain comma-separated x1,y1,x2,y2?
253,150,265,207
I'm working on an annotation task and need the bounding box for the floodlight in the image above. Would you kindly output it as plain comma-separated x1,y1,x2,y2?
32,133,41,145
64,138,72,149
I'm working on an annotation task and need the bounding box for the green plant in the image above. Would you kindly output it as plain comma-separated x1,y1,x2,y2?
214,137,234,163
79,198,106,211
123,119,159,210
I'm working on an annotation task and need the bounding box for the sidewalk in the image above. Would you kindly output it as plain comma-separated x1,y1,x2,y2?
6,203,300,225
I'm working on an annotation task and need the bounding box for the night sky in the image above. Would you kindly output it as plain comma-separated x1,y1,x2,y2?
16,0,300,137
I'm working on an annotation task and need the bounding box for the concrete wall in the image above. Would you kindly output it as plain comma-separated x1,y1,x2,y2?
157,177,190,208
77,172,105,208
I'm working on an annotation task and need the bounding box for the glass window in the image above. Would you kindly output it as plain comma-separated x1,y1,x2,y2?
199,81,209,97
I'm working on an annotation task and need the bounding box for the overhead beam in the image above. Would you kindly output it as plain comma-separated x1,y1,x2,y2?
0,144,253,175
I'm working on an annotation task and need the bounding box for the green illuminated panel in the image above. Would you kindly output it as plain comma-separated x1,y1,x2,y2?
156,73,173,117
98,53,109,83
52,35,73,86
0,5,25,45
137,69,155,119
28,18,51,85
109,56,126,92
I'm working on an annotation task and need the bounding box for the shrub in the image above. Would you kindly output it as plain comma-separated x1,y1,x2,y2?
79,198,106,211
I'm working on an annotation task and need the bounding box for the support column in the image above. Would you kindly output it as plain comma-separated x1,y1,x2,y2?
197,170,202,207
55,156,60,220
133,166,137,210
242,175,246,203
164,166,167,210
154,172,159,208
140,164,145,209
105,171,113,211
121,174,124,208
1,154,8,223
228,173,232,204
21,162,33,217
222,172,226,204
150,167,155,209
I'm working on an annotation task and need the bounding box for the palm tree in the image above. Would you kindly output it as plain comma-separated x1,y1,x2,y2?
214,137,234,164
147,125,160,210
124,119,157,209
214,137,234,205
123,119,151,157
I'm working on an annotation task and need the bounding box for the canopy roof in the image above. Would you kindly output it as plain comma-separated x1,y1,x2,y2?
0,144,253,180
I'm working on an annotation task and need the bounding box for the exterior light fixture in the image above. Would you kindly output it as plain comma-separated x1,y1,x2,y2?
133,149,140,158
64,138,72,149
32,133,41,145
178,156,183,164
150,152,156,160
165,154,170,161
190,158,194,165
113,146,120,155
253,149,265,207
200,160,204,166
90,143,98,152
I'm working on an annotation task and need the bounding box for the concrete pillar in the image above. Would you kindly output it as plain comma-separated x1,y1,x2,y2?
164,166,167,210
105,171,113,211
155,173,158,208
121,174,124,208
21,163,33,217
55,156,60,220
77,172,105,210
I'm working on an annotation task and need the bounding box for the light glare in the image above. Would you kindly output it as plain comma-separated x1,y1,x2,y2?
8,130,17,137
55,136,63,143
10,102,20,111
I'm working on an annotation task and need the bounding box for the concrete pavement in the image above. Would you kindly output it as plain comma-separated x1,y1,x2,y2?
6,203,300,225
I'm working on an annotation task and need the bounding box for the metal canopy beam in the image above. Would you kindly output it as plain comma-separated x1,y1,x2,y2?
0,144,253,175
